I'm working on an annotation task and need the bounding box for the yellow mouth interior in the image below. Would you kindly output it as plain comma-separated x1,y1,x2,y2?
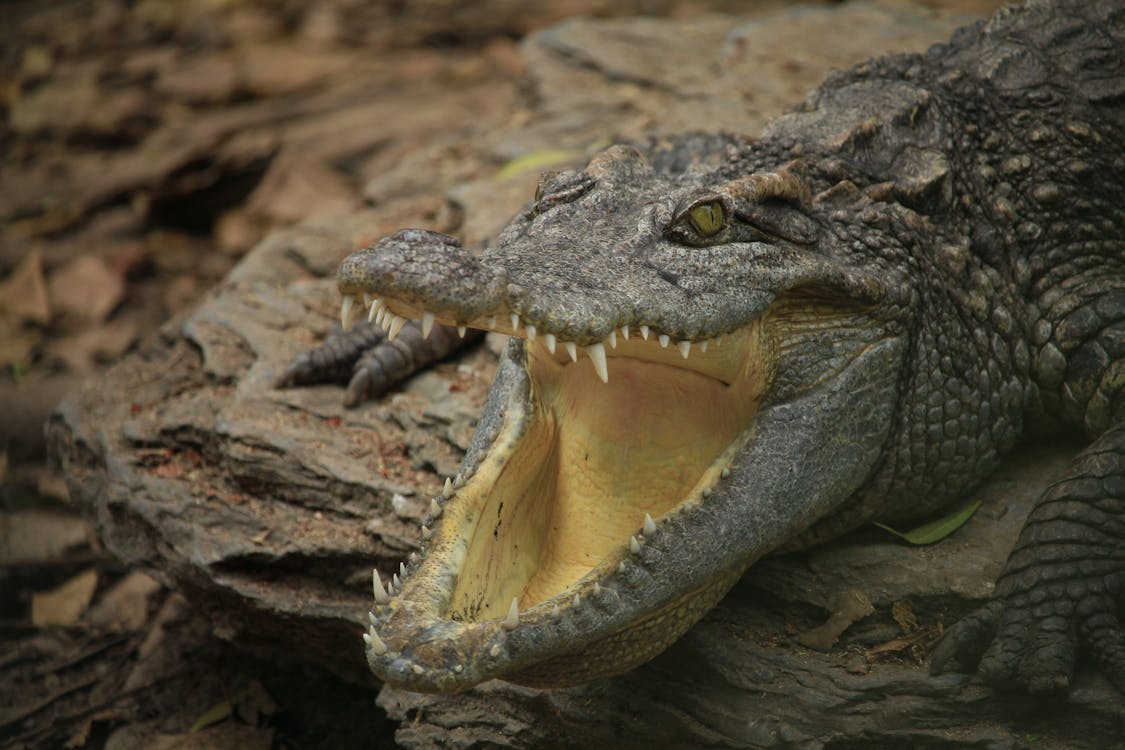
442,324,767,622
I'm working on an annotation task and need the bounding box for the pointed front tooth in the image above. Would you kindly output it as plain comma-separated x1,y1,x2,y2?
387,315,407,341
368,626,388,655
677,340,691,358
373,570,390,604
544,333,556,354
586,343,609,383
392,573,401,590
606,330,617,349
442,477,453,499
399,562,407,579
620,325,630,340
640,325,650,340
367,298,381,323
421,311,435,339
658,334,670,348
643,513,657,536
630,535,641,554
341,296,358,330
431,498,443,518
457,325,466,338
565,341,578,361
510,313,521,332
375,305,387,328
699,339,709,353
525,325,536,341
421,525,432,540
503,597,520,630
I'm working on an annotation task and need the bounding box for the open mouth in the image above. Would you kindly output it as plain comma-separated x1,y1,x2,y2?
341,291,771,690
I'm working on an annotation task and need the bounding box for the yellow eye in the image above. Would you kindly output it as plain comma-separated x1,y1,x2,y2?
688,201,724,237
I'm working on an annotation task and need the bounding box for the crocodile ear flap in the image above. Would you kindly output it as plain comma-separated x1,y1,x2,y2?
723,170,819,245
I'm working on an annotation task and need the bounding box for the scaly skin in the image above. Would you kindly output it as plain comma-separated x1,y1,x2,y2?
325,0,1125,693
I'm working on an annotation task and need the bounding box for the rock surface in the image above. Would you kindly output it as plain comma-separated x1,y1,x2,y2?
48,3,1123,747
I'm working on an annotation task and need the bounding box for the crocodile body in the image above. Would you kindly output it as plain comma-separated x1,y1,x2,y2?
321,0,1125,693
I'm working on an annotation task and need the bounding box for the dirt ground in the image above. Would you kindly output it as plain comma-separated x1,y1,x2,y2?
1,0,1005,747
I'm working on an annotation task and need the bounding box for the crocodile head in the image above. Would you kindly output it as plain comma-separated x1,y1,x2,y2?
339,143,913,691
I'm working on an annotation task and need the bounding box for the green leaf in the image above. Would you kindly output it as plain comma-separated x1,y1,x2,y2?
495,149,585,179
873,499,982,545
190,699,233,733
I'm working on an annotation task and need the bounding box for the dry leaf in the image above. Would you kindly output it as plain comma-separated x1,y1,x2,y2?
0,248,51,324
0,509,90,565
87,571,162,632
31,568,98,626
47,254,126,324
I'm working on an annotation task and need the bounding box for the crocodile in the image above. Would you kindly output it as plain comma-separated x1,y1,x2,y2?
302,0,1125,694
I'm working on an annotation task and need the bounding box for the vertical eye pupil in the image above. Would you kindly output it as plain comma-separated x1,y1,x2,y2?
688,201,724,237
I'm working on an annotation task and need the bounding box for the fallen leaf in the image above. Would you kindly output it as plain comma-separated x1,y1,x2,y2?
243,148,357,225
873,499,982,545
87,571,162,632
31,568,98,627
46,254,126,324
0,509,91,565
0,248,51,324
796,589,874,651
42,316,142,370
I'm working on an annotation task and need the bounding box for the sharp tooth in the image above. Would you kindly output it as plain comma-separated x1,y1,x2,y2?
702,487,712,498
525,325,537,341
640,325,650,340
606,330,617,349
369,612,378,626
618,561,627,573
368,627,388,655
442,477,453,499
387,315,407,341
412,664,424,675
392,573,401,590
573,594,581,608
373,570,390,604
510,313,520,332
643,513,657,536
490,644,501,657
552,602,560,618
700,339,709,352
421,311,435,338
454,664,463,673
341,296,358,330
678,340,691,358
721,467,731,479
431,498,443,517
621,325,630,340
503,597,520,630
399,562,407,579
457,325,466,338
586,343,609,383
565,341,578,361
593,582,601,595
544,333,556,354
362,632,371,645
454,473,465,488
387,579,394,595
367,298,381,323
376,305,387,328
421,525,432,540
658,334,670,348
630,535,641,554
